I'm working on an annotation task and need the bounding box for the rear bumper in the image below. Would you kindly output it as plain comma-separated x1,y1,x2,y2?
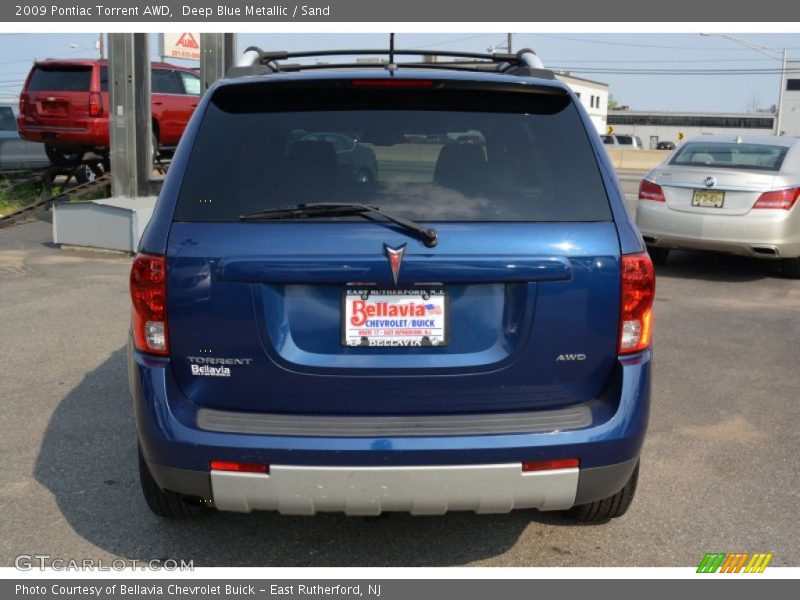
212,463,579,515
130,343,650,514
17,118,109,149
636,200,800,258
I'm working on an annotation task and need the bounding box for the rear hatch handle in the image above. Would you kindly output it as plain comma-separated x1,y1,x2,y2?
216,255,572,285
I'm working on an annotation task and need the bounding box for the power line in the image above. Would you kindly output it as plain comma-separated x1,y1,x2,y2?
534,33,800,51
552,68,799,75
548,57,779,64
0,46,95,67
408,34,497,50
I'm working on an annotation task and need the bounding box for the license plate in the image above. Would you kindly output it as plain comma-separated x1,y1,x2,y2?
342,289,449,347
692,189,725,208
41,102,67,116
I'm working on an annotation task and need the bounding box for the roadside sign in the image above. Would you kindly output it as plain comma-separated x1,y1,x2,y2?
161,32,201,61
607,125,614,135
678,131,685,141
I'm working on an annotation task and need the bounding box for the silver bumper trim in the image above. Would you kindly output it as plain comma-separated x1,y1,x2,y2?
210,464,578,515
197,405,592,437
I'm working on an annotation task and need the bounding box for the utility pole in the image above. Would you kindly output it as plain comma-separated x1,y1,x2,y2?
777,47,787,136
98,33,104,59
488,34,514,55
700,33,787,136
199,33,238,94
108,33,152,198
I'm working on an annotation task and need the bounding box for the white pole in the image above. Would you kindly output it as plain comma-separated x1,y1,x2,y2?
776,48,787,136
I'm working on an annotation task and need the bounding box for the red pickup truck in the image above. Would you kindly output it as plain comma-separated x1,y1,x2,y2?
17,59,200,170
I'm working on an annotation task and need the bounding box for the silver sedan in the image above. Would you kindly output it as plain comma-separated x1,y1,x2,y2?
636,134,800,278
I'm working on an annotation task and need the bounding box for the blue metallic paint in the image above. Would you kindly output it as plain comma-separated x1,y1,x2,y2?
164,222,622,414
133,68,651,483
131,342,651,471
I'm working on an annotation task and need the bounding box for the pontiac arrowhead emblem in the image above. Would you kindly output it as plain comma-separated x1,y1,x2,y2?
384,244,406,286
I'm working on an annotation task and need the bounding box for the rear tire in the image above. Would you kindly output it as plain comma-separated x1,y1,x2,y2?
646,245,670,265
89,160,105,177
45,144,83,167
138,445,207,518
73,163,96,184
782,257,800,279
564,461,639,523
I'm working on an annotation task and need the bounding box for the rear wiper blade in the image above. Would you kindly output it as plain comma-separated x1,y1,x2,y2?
240,203,438,247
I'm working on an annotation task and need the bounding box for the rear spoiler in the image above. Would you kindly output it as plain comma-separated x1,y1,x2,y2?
226,47,554,81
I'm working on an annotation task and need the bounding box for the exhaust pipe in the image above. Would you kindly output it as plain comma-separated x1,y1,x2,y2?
751,246,779,257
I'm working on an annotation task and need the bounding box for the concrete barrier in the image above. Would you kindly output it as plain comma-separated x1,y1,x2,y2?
606,148,668,171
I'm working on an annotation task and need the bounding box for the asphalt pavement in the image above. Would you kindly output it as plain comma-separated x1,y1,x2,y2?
1,195,798,567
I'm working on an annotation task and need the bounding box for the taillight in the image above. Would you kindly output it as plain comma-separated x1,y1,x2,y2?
352,80,433,87
89,92,103,117
130,253,169,355
619,253,655,355
753,187,800,210
19,93,27,116
522,459,579,472
210,461,269,474
639,179,665,202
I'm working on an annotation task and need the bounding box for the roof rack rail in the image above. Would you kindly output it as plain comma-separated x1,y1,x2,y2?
226,47,554,80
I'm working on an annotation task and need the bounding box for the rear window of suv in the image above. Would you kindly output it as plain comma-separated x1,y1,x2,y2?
174,81,612,222
28,65,92,92
670,141,788,171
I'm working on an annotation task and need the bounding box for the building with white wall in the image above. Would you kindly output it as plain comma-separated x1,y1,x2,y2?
781,60,800,137
607,110,777,148
555,73,608,134
607,63,800,146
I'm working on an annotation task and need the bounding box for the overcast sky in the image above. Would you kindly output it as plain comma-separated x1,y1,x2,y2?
1,32,798,113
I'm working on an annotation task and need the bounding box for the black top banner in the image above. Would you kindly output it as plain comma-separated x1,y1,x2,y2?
2,0,799,22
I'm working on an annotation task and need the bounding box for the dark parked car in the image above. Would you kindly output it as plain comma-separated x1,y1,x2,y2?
0,103,50,171
130,48,654,522
17,59,200,167
657,141,676,150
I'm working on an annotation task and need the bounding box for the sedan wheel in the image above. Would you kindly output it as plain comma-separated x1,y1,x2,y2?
782,257,800,279
646,245,670,265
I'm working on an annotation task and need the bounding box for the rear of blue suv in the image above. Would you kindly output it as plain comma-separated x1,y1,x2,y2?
129,54,654,522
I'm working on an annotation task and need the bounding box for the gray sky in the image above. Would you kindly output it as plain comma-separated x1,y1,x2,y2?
1,32,798,113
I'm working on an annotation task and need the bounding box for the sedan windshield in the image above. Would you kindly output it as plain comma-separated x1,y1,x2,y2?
670,141,789,172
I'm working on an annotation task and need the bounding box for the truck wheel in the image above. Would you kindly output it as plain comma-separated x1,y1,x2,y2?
152,128,159,163
646,245,670,265
74,163,96,184
138,445,208,518
564,461,639,523
782,257,800,279
45,144,83,167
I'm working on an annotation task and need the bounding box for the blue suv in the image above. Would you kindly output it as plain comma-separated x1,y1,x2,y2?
129,48,654,522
